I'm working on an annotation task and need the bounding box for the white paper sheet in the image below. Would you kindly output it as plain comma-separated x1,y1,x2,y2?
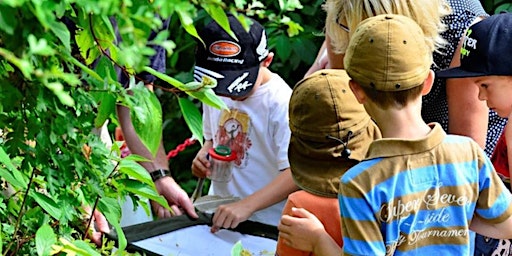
132,224,276,256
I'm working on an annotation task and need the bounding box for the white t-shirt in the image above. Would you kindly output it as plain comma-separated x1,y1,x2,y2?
203,73,292,226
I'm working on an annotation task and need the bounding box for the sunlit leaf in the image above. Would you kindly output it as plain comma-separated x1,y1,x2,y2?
231,240,243,256
35,224,56,256
117,159,153,186
0,147,26,189
30,191,62,220
187,88,228,110
178,97,203,146
97,197,126,251
49,20,71,52
117,179,170,211
130,84,162,157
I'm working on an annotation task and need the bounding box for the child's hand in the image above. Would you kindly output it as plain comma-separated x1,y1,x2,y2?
277,207,326,252
191,147,212,178
210,200,254,233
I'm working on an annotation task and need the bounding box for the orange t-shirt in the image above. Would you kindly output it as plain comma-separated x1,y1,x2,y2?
276,191,342,256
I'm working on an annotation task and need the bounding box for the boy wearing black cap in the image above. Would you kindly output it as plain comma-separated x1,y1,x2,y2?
191,14,297,232
331,14,512,256
437,12,512,255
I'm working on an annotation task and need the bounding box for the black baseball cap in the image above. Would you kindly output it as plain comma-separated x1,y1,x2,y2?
194,14,269,98
437,12,512,78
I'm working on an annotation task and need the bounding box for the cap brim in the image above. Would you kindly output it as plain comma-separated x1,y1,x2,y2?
288,135,357,198
436,67,487,78
194,65,259,98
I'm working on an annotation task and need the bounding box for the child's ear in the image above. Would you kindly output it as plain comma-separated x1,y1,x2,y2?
261,52,274,67
421,70,435,96
349,80,366,104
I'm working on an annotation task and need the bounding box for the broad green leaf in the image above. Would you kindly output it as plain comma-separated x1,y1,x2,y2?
178,97,203,146
130,84,162,157
274,35,291,61
94,92,115,128
30,191,62,220
93,56,117,128
117,179,170,211
0,5,16,35
176,4,202,43
97,197,126,251
187,88,228,110
35,224,56,256
0,147,26,189
49,20,71,52
117,159,153,186
75,20,101,65
203,5,237,41
70,240,101,256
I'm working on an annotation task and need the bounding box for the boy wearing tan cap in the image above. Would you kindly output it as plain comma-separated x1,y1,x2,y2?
277,69,380,255
334,14,512,256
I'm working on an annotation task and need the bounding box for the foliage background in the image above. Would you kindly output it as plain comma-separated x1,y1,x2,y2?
0,0,510,254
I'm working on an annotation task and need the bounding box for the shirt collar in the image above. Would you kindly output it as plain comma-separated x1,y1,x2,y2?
365,123,445,159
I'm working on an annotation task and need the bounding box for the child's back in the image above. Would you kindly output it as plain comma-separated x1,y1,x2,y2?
341,14,512,255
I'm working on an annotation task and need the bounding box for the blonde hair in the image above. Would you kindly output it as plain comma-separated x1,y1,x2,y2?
324,0,451,54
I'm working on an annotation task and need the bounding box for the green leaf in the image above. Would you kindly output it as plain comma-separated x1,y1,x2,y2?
0,5,17,35
187,88,228,110
28,35,56,56
97,197,126,251
45,82,75,106
495,3,512,13
130,84,162,157
35,224,56,256
178,97,203,146
203,5,237,41
94,92,115,128
0,48,33,79
274,35,291,61
117,159,153,186
70,240,101,256
30,191,62,220
49,20,71,52
176,3,203,44
231,240,243,256
0,147,27,189
122,154,150,163
142,66,187,90
117,179,170,211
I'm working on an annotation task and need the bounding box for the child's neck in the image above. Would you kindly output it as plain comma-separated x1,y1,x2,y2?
372,102,431,140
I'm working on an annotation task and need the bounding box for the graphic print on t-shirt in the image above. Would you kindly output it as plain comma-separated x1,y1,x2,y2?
215,108,252,168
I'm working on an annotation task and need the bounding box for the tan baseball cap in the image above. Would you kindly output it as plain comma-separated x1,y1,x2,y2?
288,69,381,198
344,14,432,91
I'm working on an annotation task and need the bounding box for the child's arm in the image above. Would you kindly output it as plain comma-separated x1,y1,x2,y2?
470,214,512,239
210,168,298,232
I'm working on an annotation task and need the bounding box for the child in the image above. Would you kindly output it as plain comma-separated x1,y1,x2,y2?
276,69,380,255
436,12,512,255
332,14,512,256
437,12,512,191
191,14,297,232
